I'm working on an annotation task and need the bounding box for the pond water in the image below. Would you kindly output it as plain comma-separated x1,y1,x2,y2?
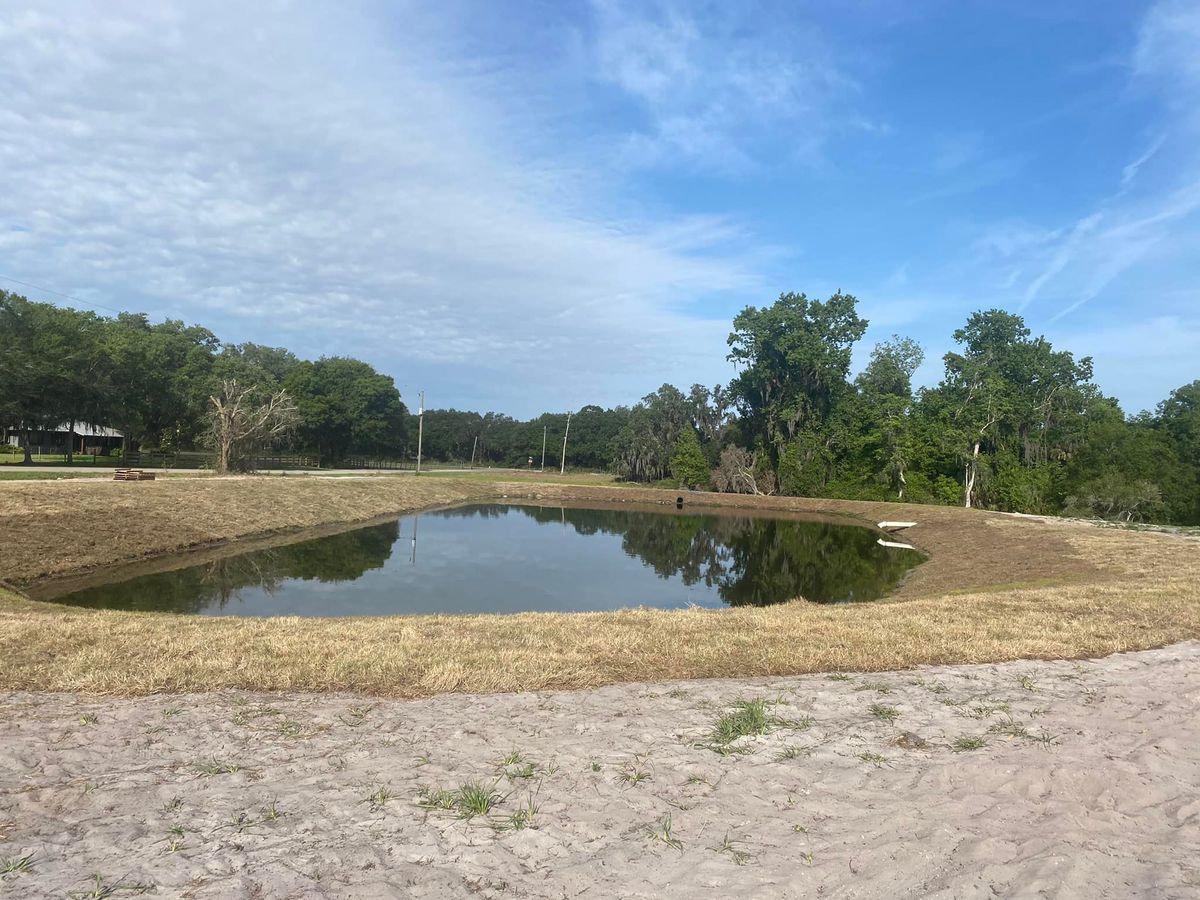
35,503,924,616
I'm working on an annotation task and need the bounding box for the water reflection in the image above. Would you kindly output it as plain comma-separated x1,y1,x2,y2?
449,505,917,606
52,521,401,613
43,504,923,616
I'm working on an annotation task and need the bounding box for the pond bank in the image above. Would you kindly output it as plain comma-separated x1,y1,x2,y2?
1,475,1199,695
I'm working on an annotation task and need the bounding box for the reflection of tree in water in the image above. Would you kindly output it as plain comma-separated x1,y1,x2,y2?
61,522,400,613
469,504,920,605
61,507,919,612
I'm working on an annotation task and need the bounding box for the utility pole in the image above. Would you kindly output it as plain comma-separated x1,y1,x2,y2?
559,412,571,476
470,434,478,468
540,425,547,471
416,390,425,475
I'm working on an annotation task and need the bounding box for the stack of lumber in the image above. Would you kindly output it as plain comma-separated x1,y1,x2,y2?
112,468,156,482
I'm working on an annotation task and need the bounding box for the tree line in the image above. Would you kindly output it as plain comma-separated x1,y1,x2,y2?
419,292,1198,524
1,290,407,470
2,287,1196,523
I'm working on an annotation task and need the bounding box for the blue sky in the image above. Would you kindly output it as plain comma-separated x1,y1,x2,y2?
1,0,1198,416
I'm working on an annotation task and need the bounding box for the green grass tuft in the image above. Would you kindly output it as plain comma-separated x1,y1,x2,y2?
194,760,240,777
645,814,683,851
1,853,35,876
701,697,804,754
868,703,900,723
453,780,503,819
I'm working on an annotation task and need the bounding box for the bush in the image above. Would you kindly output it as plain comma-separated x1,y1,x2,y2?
904,472,962,506
669,429,709,489
777,434,830,497
1063,472,1164,522
982,450,1056,514
823,477,888,501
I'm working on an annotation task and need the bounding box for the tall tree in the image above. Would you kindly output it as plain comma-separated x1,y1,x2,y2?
727,291,868,461
612,384,692,482
925,310,1094,509
854,336,925,499
284,357,407,464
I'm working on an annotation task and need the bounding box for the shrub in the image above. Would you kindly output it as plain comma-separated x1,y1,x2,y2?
669,429,709,489
1063,472,1164,522
904,472,962,506
777,434,829,497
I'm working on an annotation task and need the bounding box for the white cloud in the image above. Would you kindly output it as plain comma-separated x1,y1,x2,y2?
0,1,766,414
964,1,1200,327
1134,0,1200,92
1120,133,1167,188
588,0,862,172
1052,315,1200,414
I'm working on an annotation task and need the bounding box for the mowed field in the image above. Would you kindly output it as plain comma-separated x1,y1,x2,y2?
1,475,1198,697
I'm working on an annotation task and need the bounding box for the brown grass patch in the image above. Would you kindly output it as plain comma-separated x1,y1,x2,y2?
1,476,1197,696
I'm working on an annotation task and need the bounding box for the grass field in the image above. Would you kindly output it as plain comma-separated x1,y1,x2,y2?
1,475,1197,696
0,470,115,481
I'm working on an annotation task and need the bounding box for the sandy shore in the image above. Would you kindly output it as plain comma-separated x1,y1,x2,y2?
2,643,1198,899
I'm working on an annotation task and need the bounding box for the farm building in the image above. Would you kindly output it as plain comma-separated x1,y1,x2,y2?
2,423,123,456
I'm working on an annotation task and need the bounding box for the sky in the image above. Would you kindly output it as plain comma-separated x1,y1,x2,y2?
1,0,1198,417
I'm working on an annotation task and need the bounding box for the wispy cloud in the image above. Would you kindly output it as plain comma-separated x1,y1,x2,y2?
1018,212,1104,312
0,1,766,414
1120,133,1167,188
588,0,864,172
1054,315,1200,414
1134,0,1200,96
978,0,1200,325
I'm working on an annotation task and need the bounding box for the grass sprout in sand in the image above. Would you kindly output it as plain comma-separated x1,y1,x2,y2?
952,735,987,752
453,780,503,819
700,698,804,754
1,852,35,876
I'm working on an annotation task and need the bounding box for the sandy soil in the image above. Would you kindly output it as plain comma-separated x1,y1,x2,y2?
2,644,1197,899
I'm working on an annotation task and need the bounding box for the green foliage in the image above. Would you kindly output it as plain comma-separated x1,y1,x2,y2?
0,290,403,466
777,433,830,497
612,384,692,482
669,429,709,489
902,472,962,507
727,291,868,456
283,358,407,464
1063,472,1165,523
3,285,1196,525
413,405,631,469
984,449,1057,514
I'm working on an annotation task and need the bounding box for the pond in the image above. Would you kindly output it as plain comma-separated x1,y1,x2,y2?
32,502,924,616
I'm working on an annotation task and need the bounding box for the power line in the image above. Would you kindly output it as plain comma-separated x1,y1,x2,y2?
0,273,126,316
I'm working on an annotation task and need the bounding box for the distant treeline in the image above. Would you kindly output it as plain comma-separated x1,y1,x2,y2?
416,292,1199,525
0,290,406,465
2,288,1196,523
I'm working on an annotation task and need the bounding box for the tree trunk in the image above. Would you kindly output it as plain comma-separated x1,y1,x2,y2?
20,426,32,465
66,419,75,464
963,440,981,508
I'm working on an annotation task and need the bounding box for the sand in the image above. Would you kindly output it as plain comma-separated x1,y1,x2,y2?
2,643,1197,899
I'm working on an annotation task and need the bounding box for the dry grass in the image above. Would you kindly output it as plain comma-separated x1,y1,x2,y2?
0,475,488,583
1,476,1197,696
